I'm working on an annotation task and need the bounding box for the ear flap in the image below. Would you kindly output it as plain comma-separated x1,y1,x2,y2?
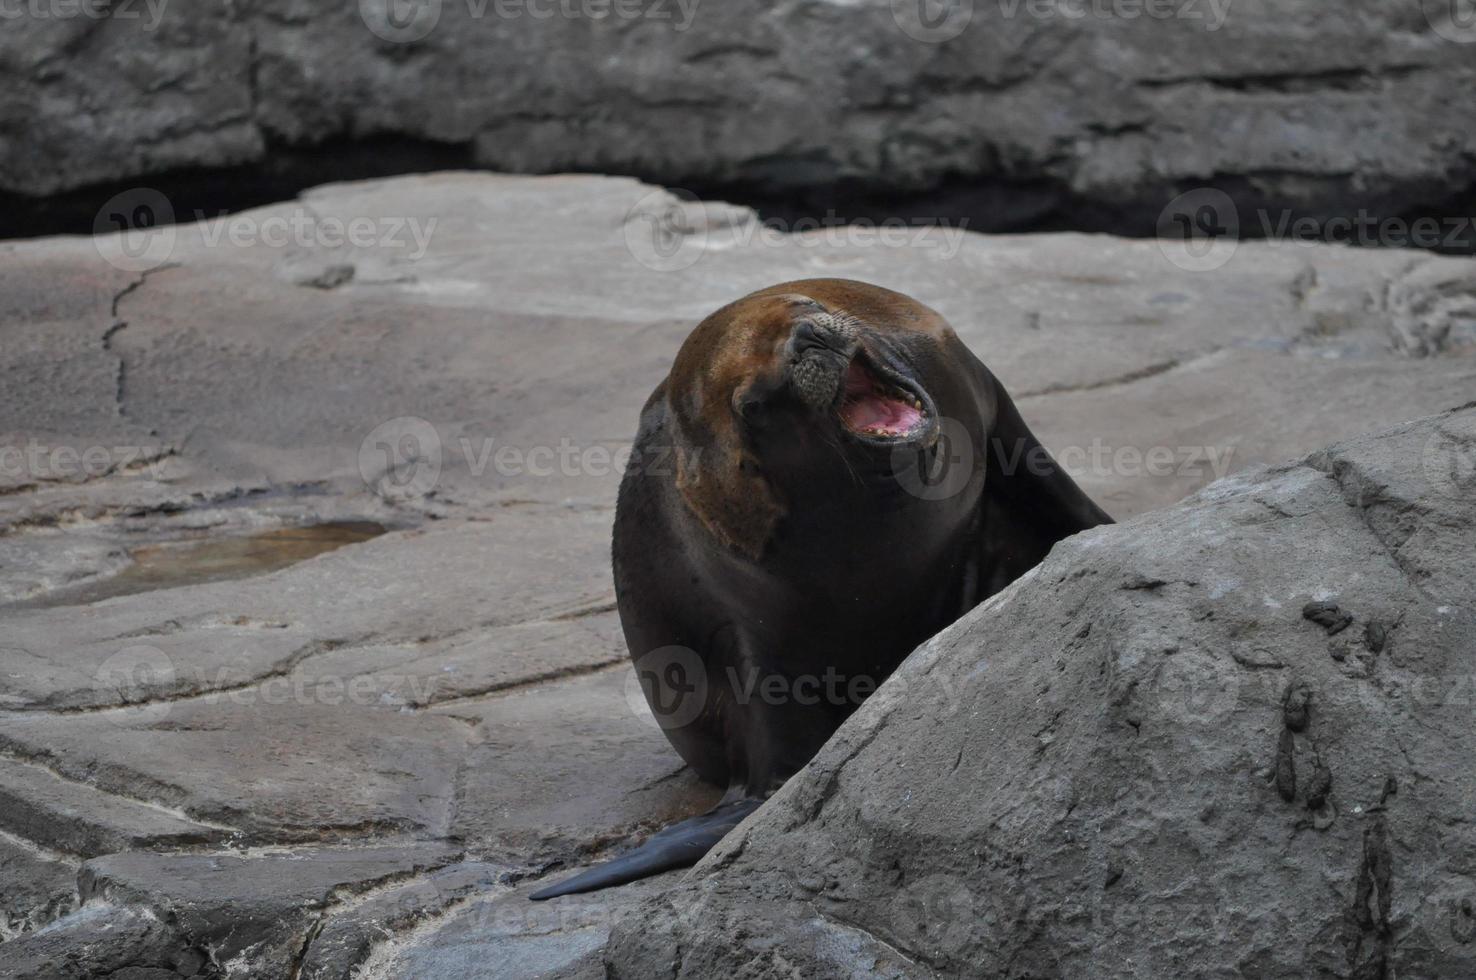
973,362,1113,596
673,416,783,562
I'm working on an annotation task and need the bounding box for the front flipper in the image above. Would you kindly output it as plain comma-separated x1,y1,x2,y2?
528,798,762,901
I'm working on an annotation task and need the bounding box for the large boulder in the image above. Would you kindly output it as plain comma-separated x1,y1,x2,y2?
605,406,1476,979
3,1,1474,232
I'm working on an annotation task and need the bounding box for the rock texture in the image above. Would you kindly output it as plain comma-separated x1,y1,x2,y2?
605,406,1476,978
3,2,1475,226
0,172,1473,975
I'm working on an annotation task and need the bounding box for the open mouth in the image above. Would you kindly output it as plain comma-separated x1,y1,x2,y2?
838,357,929,441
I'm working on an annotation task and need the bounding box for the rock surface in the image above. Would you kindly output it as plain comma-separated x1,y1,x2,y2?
604,406,1476,978
3,2,1475,230
0,171,1473,975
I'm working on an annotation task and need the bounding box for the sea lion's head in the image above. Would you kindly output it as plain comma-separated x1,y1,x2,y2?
665,279,988,558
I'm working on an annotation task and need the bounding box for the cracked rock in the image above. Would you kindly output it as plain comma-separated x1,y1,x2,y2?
0,837,76,943
75,844,463,980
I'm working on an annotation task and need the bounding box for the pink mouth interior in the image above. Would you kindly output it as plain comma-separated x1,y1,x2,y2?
839,360,925,437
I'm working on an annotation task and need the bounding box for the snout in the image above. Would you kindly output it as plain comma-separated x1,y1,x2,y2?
786,313,858,411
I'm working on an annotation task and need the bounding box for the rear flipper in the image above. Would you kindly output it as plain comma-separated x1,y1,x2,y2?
528,797,762,901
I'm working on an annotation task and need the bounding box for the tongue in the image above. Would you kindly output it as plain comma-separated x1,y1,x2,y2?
839,362,923,436
841,395,922,435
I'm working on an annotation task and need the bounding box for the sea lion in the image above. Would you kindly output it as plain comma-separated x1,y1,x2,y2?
530,278,1110,900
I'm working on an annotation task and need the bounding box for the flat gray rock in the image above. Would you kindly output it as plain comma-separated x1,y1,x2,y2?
296,860,512,980
0,757,226,858
1,173,1473,974
357,869,680,980
0,903,176,980
439,668,723,860
603,407,1476,979
77,844,463,980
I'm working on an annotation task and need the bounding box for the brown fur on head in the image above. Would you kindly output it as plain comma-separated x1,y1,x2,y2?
666,292,810,559
663,280,953,559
